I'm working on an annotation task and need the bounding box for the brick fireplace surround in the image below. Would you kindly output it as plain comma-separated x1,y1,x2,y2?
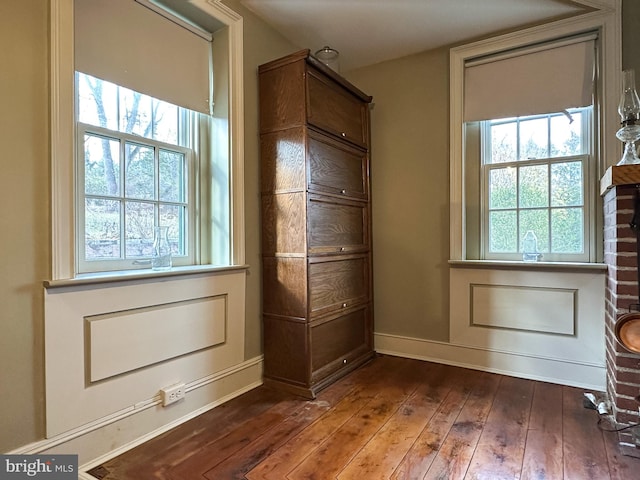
602,164,640,455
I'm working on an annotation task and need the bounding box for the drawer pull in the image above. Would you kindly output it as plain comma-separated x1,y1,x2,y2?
343,359,347,364
341,132,346,137
342,303,348,308
339,247,345,252
340,189,346,194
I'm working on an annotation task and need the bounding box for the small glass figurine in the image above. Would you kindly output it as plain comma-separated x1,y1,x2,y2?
152,226,172,271
522,230,542,262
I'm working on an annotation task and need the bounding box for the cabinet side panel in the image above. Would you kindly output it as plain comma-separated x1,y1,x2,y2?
259,60,306,133
263,315,308,385
261,192,307,255
263,256,307,318
260,127,307,193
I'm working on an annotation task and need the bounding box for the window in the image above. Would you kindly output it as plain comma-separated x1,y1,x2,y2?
51,0,243,281
76,72,197,272
482,108,592,262
447,19,618,265
65,0,243,276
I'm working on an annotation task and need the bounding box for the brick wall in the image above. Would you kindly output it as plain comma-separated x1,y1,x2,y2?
603,184,640,450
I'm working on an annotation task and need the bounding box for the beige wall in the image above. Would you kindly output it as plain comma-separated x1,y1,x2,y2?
0,0,49,451
346,48,451,342
622,0,640,73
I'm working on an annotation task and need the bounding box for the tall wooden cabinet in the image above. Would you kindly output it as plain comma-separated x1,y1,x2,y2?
259,50,374,398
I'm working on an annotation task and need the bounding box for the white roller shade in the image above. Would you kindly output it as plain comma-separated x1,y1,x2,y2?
464,36,595,122
75,0,212,114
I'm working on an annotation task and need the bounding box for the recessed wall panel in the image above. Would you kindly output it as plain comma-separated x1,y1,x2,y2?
87,295,226,382
45,270,246,438
471,284,575,335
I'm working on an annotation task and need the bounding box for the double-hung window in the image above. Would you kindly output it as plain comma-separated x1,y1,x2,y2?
51,0,242,281
458,33,598,263
76,72,196,272
482,107,592,262
73,0,223,274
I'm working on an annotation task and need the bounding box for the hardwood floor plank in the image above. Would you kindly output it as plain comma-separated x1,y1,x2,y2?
246,356,407,480
464,376,534,480
287,357,426,479
390,365,475,479
87,356,639,480
201,357,398,480
521,382,564,480
164,394,314,479
245,386,376,480
562,386,611,480
89,386,290,480
202,367,364,480
336,362,449,479
602,428,640,480
423,371,501,480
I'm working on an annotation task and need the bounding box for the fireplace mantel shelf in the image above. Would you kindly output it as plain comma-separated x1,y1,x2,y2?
601,165,640,195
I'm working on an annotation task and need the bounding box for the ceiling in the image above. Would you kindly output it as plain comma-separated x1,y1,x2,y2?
240,0,589,71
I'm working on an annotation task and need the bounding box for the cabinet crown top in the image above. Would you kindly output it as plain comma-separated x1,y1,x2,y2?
259,49,372,103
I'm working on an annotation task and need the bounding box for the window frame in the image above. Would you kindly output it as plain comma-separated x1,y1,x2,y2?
449,8,621,265
480,108,593,262
49,0,245,281
76,118,197,272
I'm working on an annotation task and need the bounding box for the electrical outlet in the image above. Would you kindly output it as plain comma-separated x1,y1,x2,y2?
160,382,185,406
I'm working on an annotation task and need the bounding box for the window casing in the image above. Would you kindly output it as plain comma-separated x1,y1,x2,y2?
449,9,622,265
448,13,619,266
480,108,593,262
51,0,244,281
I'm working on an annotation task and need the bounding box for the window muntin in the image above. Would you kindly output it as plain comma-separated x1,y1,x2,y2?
482,108,591,262
76,72,196,273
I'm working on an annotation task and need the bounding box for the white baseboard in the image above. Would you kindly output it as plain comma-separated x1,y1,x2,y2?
375,333,606,392
9,355,263,474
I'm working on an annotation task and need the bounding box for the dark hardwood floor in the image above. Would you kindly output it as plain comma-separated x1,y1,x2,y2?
87,355,640,479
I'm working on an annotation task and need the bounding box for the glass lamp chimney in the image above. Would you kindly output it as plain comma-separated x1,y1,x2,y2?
618,69,640,126
616,69,640,165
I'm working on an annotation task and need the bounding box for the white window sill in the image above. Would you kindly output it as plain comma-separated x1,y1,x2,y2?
448,259,607,272
44,264,249,289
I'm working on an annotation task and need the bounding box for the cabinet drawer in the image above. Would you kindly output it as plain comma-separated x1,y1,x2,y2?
306,68,368,148
308,195,368,254
310,305,372,382
309,255,369,317
308,129,368,200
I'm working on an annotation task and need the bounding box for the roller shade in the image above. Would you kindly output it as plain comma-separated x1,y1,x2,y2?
464,35,595,122
75,0,212,114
